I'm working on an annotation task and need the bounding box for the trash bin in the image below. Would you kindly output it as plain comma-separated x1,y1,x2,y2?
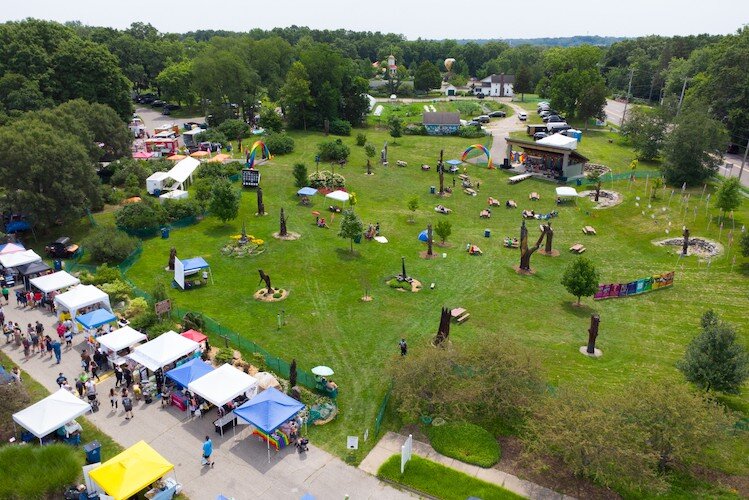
161,227,170,239
576,179,582,186
484,229,491,238
83,440,101,464
353,234,362,244
53,259,62,271
429,186,436,194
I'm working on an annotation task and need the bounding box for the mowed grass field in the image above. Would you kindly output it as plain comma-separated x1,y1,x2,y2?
125,128,748,471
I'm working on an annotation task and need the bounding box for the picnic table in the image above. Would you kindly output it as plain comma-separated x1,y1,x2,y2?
506,200,517,208
570,244,586,253
458,174,469,181
583,226,597,235
480,209,491,218
450,308,466,318
529,192,540,200
465,188,477,196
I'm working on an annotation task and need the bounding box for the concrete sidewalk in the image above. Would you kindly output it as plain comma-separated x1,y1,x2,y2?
1,299,411,500
360,432,573,500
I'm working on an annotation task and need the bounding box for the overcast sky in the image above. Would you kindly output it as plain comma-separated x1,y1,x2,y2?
3,0,746,40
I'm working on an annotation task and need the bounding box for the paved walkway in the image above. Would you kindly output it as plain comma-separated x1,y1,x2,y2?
360,432,573,500
486,101,528,163
1,299,411,500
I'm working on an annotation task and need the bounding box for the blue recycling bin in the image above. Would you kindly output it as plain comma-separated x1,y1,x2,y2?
161,227,170,239
53,259,62,271
83,440,101,464
429,186,436,194
484,229,491,238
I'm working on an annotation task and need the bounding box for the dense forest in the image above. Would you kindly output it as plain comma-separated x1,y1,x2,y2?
0,19,747,144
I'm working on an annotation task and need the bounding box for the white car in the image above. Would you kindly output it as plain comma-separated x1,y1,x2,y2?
518,111,528,121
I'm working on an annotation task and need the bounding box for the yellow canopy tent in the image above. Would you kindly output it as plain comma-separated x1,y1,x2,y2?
89,441,174,500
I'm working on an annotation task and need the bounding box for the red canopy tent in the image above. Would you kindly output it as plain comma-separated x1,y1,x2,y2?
181,329,207,343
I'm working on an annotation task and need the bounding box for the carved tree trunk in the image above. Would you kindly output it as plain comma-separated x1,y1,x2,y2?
257,187,265,215
280,208,288,236
168,248,176,271
595,181,601,202
401,256,407,280
258,270,272,294
587,314,600,353
682,228,690,256
427,224,434,256
519,220,540,271
366,159,372,175
434,307,451,346
438,149,444,194
544,223,554,253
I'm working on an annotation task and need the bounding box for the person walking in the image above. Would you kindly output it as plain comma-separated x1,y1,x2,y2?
52,339,62,364
109,388,118,411
22,335,30,360
13,323,21,347
74,377,85,397
44,335,54,360
29,324,38,354
123,366,133,388
122,391,134,420
399,338,408,356
80,350,91,371
56,372,67,387
3,321,11,343
85,379,97,404
202,436,215,467
63,329,73,349
114,365,123,388
1,285,9,304
89,359,100,382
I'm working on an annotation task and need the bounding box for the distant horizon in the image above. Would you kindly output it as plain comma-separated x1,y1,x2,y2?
2,0,745,40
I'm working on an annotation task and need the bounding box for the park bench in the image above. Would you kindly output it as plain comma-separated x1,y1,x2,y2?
464,188,477,196
583,226,597,235
506,200,517,208
508,173,532,184
456,313,470,323
529,192,540,200
421,164,431,171
397,160,408,167
570,244,586,253
480,209,491,218
504,238,520,248
487,197,500,206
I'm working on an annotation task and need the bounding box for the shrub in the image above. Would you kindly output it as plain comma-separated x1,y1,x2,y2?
364,144,376,159
217,118,251,140
355,132,367,146
124,297,149,318
115,201,167,232
182,311,206,331
193,178,214,209
329,119,351,136
428,422,500,467
151,279,169,303
0,444,83,499
459,126,487,138
0,381,30,441
103,186,126,205
317,139,350,162
129,310,158,331
197,161,236,179
307,170,346,190
293,163,308,189
259,108,284,133
79,264,121,286
100,279,134,304
265,132,295,154
163,199,203,222
404,123,427,135
109,158,162,187
196,129,229,145
82,226,140,264
215,347,234,364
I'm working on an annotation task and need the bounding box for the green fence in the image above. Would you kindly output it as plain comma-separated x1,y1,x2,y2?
567,170,661,186
117,214,203,238
374,384,392,437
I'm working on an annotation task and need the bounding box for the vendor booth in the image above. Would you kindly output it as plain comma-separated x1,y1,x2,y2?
505,137,588,182
77,309,118,331
29,270,80,294
54,285,112,333
297,187,318,197
16,260,52,289
325,190,350,204
97,326,147,366
174,257,212,290
146,171,171,195
181,329,208,351
165,157,201,191
165,358,214,412
555,186,579,201
0,242,25,255
159,189,188,202
188,364,257,434
89,441,177,500
0,249,42,270
127,330,200,372
12,389,92,444
234,387,305,461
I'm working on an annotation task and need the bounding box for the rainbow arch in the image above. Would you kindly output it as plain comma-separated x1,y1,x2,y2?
247,140,272,169
461,144,493,169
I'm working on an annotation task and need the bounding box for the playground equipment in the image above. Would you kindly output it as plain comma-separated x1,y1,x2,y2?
246,141,272,169
461,144,493,169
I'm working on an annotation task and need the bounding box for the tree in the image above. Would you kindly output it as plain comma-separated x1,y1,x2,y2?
577,79,608,131
513,65,532,101
53,99,131,161
406,196,419,223
434,220,452,243
677,310,749,394
217,119,251,141
156,61,195,106
364,144,376,161
259,108,283,133
714,177,742,215
662,106,729,186
289,359,297,391
621,107,668,161
82,225,139,264
293,163,308,189
0,73,50,112
413,61,442,92
561,257,599,305
209,178,240,223
338,209,364,253
741,232,749,257
388,116,403,143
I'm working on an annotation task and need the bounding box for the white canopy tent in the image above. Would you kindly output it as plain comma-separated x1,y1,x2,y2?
159,189,188,202
166,157,201,190
97,326,147,353
188,363,258,407
325,190,350,203
13,389,91,442
54,285,111,333
29,271,80,294
0,249,42,269
556,186,580,198
127,330,199,371
537,133,578,150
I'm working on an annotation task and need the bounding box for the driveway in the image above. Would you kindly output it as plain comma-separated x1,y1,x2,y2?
135,106,206,148
486,100,528,162
604,99,626,127
1,302,411,500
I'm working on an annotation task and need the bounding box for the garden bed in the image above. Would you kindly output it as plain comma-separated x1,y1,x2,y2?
428,422,500,467
653,237,723,259
579,189,623,209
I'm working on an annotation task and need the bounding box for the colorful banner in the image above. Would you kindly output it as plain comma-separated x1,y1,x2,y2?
594,271,674,300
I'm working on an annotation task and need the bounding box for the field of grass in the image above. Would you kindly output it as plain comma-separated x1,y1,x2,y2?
378,454,523,500
428,422,500,467
368,100,511,127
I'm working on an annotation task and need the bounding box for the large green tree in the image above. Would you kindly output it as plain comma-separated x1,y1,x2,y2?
53,99,131,160
208,178,240,223
513,65,533,101
713,177,743,215
621,107,668,160
156,61,195,106
338,209,364,253
280,61,313,130
561,257,599,305
413,61,442,92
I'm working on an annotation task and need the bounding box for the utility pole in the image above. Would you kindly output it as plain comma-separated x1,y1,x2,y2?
739,138,749,182
621,68,634,125
676,77,688,116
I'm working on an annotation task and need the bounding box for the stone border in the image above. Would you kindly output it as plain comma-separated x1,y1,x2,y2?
579,190,623,209
254,288,289,302
653,237,723,259
272,231,301,241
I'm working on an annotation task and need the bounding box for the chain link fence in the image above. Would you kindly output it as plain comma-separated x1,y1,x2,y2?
568,170,661,186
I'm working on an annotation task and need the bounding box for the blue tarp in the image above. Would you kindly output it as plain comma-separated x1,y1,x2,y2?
182,257,209,272
5,221,31,233
417,230,429,242
166,358,214,388
297,187,318,196
76,309,116,330
234,387,305,434
446,159,462,166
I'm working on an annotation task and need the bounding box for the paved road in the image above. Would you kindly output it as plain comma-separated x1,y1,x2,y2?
604,99,626,127
0,301,411,500
486,100,528,162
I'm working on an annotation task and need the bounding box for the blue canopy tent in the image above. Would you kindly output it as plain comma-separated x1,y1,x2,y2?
76,309,117,330
234,387,305,462
296,187,318,197
174,257,213,289
165,358,214,389
417,230,429,242
446,159,462,173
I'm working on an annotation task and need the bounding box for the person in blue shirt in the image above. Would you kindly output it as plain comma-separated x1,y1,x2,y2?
202,436,214,468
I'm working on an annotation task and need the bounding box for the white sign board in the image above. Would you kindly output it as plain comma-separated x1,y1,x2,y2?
174,257,185,290
400,434,413,474
347,436,359,450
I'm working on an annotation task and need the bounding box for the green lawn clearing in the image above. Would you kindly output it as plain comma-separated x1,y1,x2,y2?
428,422,500,467
378,454,522,500
0,444,83,499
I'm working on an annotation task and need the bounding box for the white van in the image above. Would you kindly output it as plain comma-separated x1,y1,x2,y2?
518,112,527,121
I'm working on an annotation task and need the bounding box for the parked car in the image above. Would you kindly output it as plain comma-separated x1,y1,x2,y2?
466,120,481,127
164,103,181,111
546,115,564,123
199,141,222,152
474,115,490,123
533,132,548,140
151,100,166,107
488,110,506,118
518,112,528,121
45,237,79,258
476,93,485,99
135,93,156,104
539,110,553,118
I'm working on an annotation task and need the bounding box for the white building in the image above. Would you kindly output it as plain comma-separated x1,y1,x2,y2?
475,74,515,97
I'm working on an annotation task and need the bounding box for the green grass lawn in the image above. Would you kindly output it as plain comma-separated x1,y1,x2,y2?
378,454,523,500
368,100,510,127
428,422,500,467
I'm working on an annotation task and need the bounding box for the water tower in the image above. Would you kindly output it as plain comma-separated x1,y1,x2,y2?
387,54,397,77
